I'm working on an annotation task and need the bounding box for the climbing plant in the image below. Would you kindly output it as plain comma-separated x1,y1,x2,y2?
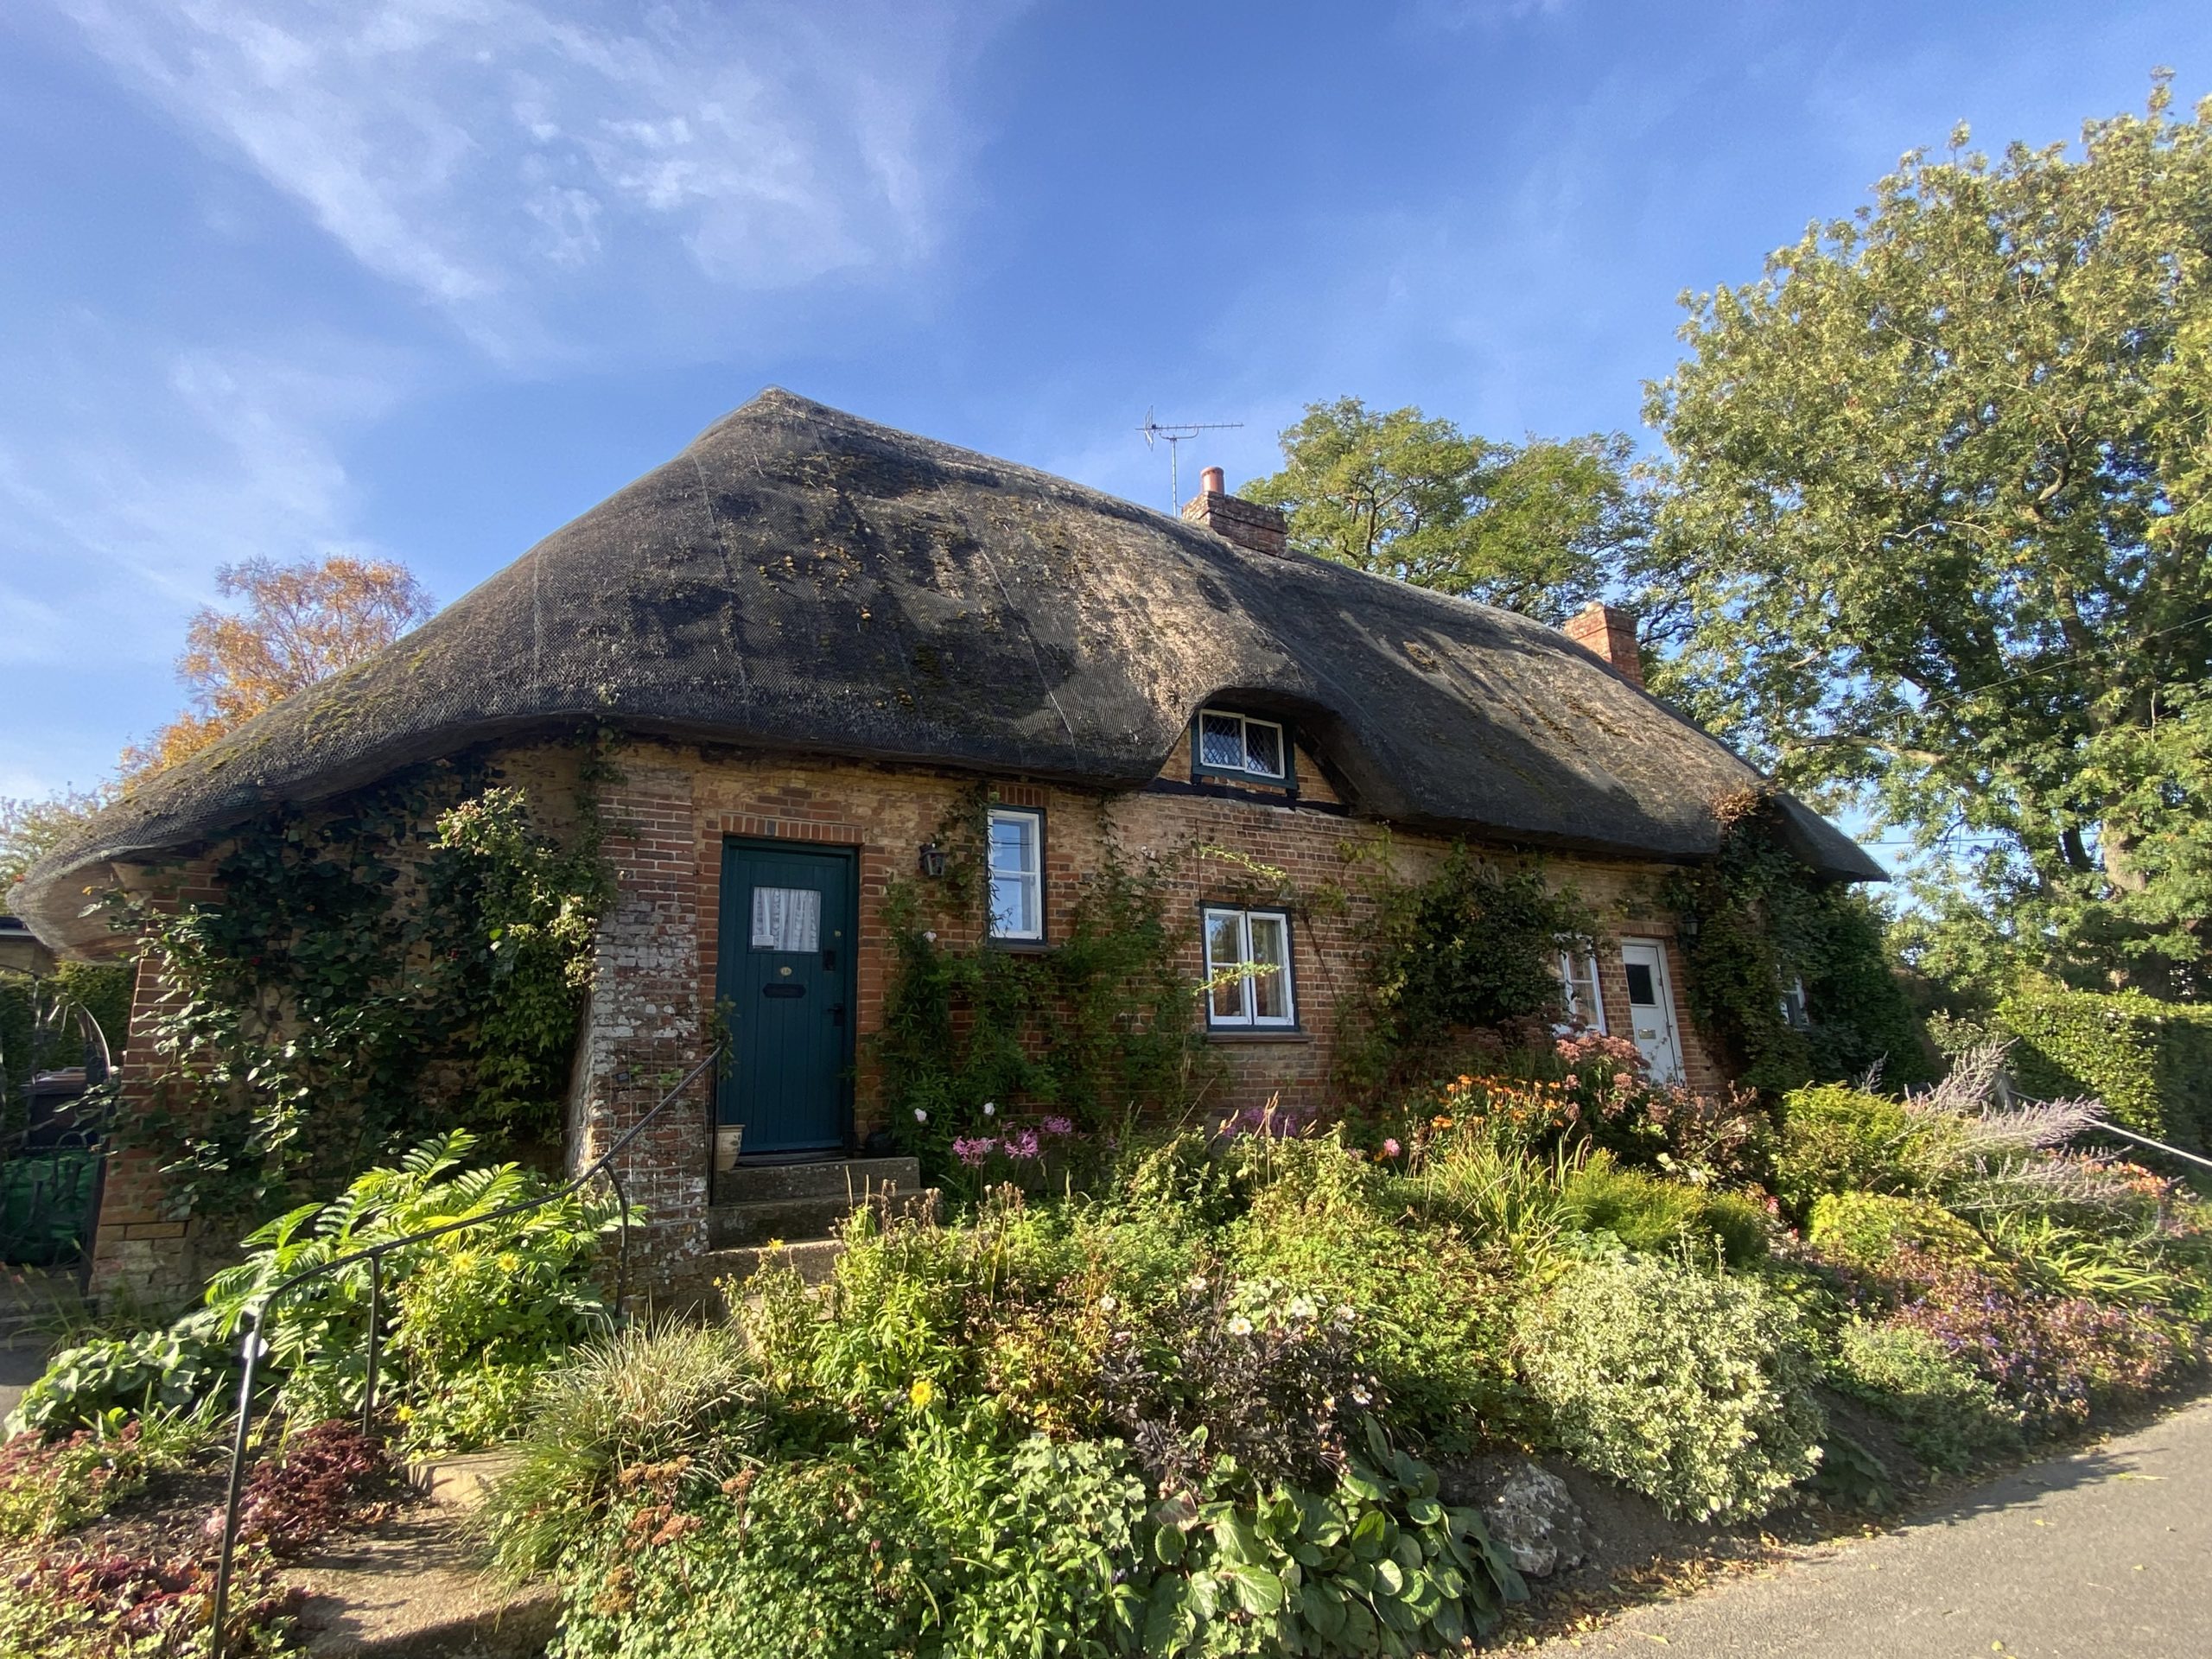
1665,788,1930,1091
874,791,1214,1179
1334,840,1593,1098
118,754,610,1229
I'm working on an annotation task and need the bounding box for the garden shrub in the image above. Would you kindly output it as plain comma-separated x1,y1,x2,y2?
1855,1246,2188,1429
1561,1154,1770,1268
551,1427,1153,1659
0,1543,295,1659
1994,981,2212,1146
1828,1320,2023,1472
1806,1192,1985,1274
233,1420,392,1557
6,1321,225,1436
1771,1084,1936,1221
1094,1272,1382,1499
481,1319,766,1581
1516,1254,1825,1521
108,1128,621,1455
0,1412,205,1543
1135,1426,1528,1657
1230,1139,1533,1454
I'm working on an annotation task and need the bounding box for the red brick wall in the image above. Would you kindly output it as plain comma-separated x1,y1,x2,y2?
86,732,1727,1297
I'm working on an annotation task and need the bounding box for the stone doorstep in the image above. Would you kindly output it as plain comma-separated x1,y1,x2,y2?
702,1238,846,1290
707,1186,936,1249
712,1154,921,1205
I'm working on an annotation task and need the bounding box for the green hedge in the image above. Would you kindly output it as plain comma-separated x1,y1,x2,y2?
1988,983,2212,1148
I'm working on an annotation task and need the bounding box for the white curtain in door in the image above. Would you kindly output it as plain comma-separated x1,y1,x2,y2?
750,886,822,952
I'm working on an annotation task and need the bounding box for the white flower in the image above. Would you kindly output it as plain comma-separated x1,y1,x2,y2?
1099,1294,1119,1313
1287,1296,1316,1321
1351,1386,1371,1406
982,1101,995,1117
1185,1274,1209,1293
1227,1316,1254,1337
914,1109,928,1123
923,930,938,944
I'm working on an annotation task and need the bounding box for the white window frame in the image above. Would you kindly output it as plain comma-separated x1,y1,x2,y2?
1556,946,1606,1033
986,806,1045,942
1201,906,1297,1029
1780,976,1812,1031
1196,708,1288,781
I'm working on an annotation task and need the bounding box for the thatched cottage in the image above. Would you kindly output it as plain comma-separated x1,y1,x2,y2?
15,391,1878,1298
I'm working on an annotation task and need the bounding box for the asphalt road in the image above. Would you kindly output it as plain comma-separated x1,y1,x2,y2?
1526,1396,2212,1658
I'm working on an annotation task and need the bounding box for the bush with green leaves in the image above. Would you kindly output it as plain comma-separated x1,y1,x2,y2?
5,1322,225,1437
1516,1253,1825,1521
1806,1191,1986,1275
1771,1084,1938,1221
550,1422,1153,1659
1561,1154,1770,1268
1226,1135,1535,1455
1827,1319,2023,1473
0,1410,211,1543
1138,1423,1527,1657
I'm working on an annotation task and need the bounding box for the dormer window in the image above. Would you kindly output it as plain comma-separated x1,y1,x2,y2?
1196,708,1287,782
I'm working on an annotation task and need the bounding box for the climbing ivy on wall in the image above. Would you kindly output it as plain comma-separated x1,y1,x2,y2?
120,754,610,1229
1664,787,1930,1092
1333,839,1594,1098
874,790,1215,1177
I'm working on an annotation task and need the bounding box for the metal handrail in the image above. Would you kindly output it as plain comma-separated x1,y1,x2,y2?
206,1046,723,1659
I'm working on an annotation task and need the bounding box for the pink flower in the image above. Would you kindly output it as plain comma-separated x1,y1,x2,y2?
1382,1138,1402,1158
1040,1115,1075,1138
952,1136,997,1167
1003,1128,1042,1161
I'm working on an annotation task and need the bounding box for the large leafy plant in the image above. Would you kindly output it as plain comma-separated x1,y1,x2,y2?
199,1128,618,1450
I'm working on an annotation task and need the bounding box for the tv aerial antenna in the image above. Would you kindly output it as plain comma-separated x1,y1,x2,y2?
1138,410,1243,510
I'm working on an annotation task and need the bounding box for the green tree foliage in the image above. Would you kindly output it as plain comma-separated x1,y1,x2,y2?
1242,397,1647,623
1641,83,2212,997
0,791,107,914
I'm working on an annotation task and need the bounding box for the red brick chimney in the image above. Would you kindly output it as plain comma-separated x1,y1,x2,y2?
1182,467,1288,558
1564,602,1643,688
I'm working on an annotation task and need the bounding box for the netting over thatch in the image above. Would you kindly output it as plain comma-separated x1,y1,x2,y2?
15,390,1875,950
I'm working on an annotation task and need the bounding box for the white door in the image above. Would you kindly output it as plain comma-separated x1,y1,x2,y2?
1618,938,1685,1084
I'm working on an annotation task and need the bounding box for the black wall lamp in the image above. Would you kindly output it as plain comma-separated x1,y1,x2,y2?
918,842,948,878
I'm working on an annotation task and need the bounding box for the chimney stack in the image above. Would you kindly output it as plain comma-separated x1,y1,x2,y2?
1181,467,1288,558
1564,602,1643,688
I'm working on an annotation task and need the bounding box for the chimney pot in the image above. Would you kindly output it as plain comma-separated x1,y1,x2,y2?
1181,470,1289,558
1564,602,1644,689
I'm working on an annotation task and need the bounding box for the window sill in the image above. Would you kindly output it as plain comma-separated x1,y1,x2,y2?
1205,1028,1313,1045
984,938,1052,956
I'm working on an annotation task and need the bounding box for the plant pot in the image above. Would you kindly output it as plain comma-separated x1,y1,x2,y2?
714,1125,745,1173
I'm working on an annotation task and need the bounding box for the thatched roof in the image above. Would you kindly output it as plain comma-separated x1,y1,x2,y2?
16,390,1878,951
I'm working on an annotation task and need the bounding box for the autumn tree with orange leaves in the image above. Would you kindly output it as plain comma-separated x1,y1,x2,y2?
125,556,434,774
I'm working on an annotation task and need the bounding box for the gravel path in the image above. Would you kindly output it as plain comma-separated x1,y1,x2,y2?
1525,1396,2212,1659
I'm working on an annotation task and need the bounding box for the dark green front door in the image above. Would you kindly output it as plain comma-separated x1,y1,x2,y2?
715,841,856,1155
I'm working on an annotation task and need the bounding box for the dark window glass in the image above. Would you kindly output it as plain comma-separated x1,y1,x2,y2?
1624,963,1657,1006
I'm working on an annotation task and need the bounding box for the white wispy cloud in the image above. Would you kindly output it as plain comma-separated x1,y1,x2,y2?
53,0,1021,357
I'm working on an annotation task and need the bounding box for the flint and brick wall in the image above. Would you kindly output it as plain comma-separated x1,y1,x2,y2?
86,734,1724,1299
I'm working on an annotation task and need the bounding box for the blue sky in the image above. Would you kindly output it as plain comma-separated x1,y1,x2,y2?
3,1,2205,810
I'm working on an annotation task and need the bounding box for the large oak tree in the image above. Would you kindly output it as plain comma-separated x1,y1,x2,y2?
1242,397,1646,626
1640,83,2212,997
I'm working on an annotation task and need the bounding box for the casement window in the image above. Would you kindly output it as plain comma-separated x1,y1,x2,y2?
1556,948,1606,1033
1195,708,1288,782
1202,906,1297,1028
987,807,1045,941
1779,977,1812,1031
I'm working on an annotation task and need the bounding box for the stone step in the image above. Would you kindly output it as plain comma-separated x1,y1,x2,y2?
713,1154,919,1205
702,1239,846,1291
708,1187,935,1249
